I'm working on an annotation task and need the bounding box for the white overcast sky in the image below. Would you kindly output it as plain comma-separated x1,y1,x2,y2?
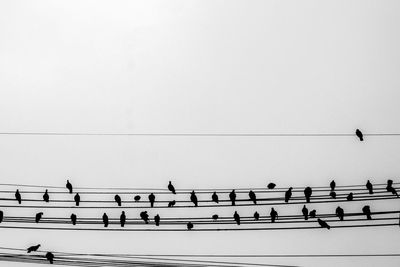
1,1,400,266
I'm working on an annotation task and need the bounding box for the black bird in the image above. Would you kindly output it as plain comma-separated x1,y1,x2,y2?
270,208,278,223
233,211,240,225
362,205,372,220
356,129,363,141
102,213,109,227
284,187,293,203
74,193,80,206
15,189,22,204
346,192,353,201
168,200,176,207
318,218,331,230
154,214,160,226
212,214,219,221
229,190,236,206
114,194,122,206
304,187,312,203
187,222,193,230
120,211,126,227
66,180,73,194
336,206,344,221
70,213,77,225
140,211,149,224
212,192,219,203
134,195,141,202
330,180,336,191
0,210,3,223
366,180,373,194
168,181,176,194
35,212,43,223
254,211,260,220
27,244,41,253
190,191,198,207
46,252,54,264
302,205,308,220
43,190,49,202
329,191,337,199
386,179,399,197
249,190,257,204
148,193,155,208
267,183,276,189
309,210,317,218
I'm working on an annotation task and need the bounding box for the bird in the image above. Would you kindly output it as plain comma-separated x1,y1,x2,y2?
0,210,3,223
212,214,219,221
233,211,240,225
362,205,372,220
140,211,149,224
102,213,109,227
148,193,155,208
134,195,141,202
254,211,260,220
15,189,22,204
270,208,278,223
346,192,353,201
309,210,317,218
366,180,374,194
66,180,73,194
70,213,77,225
74,193,80,206
284,187,293,203
302,205,309,220
115,194,122,206
329,191,337,199
386,179,399,197
27,244,41,253
43,190,49,202
120,211,126,227
229,190,236,206
318,218,331,230
336,206,344,221
330,180,336,191
267,183,276,189
304,187,312,203
154,214,160,226
249,190,257,204
187,222,193,230
355,129,363,141
46,252,54,264
212,192,219,203
168,200,176,207
190,191,198,207
35,212,43,223
168,181,176,194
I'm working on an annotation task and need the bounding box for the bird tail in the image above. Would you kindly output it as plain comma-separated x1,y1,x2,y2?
327,225,331,230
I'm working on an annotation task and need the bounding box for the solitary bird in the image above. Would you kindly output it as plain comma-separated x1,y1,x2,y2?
27,244,41,253
35,212,43,223
386,179,399,197
254,211,260,220
43,190,49,202
318,218,331,230
74,193,80,206
168,181,176,194
329,191,337,199
346,192,353,201
309,210,317,218
102,213,109,227
362,205,372,220
120,211,126,227
190,191,198,207
366,180,374,194
330,180,336,191
46,252,54,264
70,213,77,225
233,211,241,225
229,190,236,206
267,183,276,189
140,211,149,224
284,187,293,203
212,192,219,203
15,189,22,204
304,187,312,203
134,195,141,202
270,208,278,223
168,200,176,207
0,210,3,223
356,129,364,141
115,194,122,206
249,190,257,204
336,206,344,221
66,180,73,194
302,205,309,220
154,214,160,226
187,222,193,230
212,214,219,221
148,193,155,208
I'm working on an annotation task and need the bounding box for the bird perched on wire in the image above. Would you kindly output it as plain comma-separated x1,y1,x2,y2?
74,193,80,206
154,214,160,226
45,252,54,264
35,212,43,223
362,205,372,220
309,209,317,218
336,206,344,221
212,214,219,221
70,213,77,225
355,129,363,141
304,187,312,203
102,213,109,227
168,181,176,194
212,192,219,203
302,205,309,220
27,244,41,253
190,191,198,207
270,208,278,223
0,210,3,223
187,222,193,230
254,211,260,220
346,192,353,201
318,218,331,230
66,180,73,194
267,183,276,189
233,211,241,225
148,193,155,208
168,200,176,207
249,190,257,204
15,189,22,204
43,190,49,203
120,211,126,227
284,187,293,203
229,190,236,206
386,179,399,197
140,211,149,224
329,191,337,199
114,194,122,206
366,180,373,194
134,195,141,202
330,180,336,191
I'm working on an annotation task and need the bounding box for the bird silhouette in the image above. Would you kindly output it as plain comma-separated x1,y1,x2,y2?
309,210,317,218
168,181,176,194
362,205,372,220
254,211,260,220
330,180,336,191
302,205,308,220
102,213,109,227
148,193,155,208
249,190,257,204
336,206,344,221
386,179,399,197
70,213,77,225
284,187,293,203
190,191,198,207
154,214,160,226
229,190,236,206
115,194,122,206
168,200,176,207
15,189,21,204
43,190,49,203
304,187,312,203
366,180,373,194
35,212,43,223
187,222,193,230
270,208,278,223
318,218,331,230
212,214,219,221
346,192,353,201
212,192,219,203
46,252,54,264
140,211,149,224
74,193,80,206
120,211,126,227
66,180,73,194
355,129,363,141
267,183,276,189
0,210,3,223
134,195,141,202
330,191,337,199
27,244,41,253
233,211,240,225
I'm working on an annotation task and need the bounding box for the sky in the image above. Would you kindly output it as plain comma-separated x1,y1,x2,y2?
0,0,400,266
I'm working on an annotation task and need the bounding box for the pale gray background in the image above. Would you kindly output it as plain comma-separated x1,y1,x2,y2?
0,0,400,266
